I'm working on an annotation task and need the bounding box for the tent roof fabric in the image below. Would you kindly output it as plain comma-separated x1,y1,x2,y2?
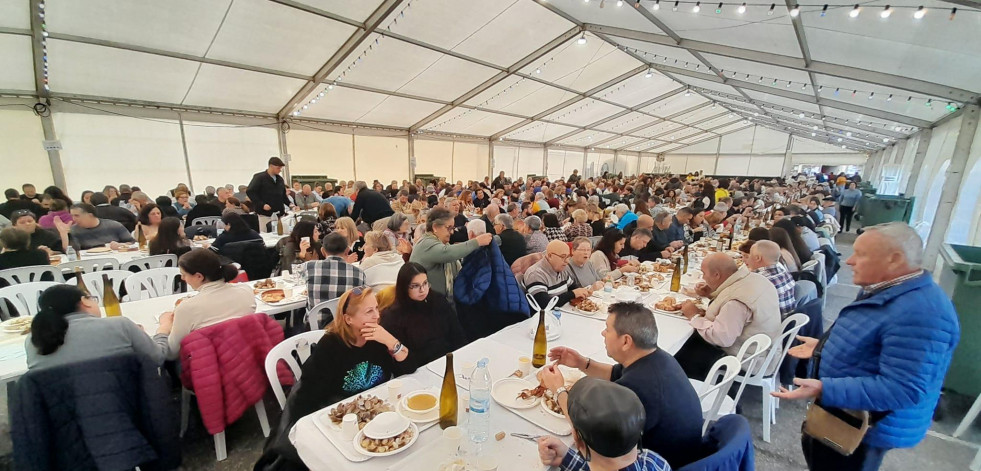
3,0,979,154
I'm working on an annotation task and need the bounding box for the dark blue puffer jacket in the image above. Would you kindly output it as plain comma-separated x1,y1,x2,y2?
818,272,959,449
454,241,529,315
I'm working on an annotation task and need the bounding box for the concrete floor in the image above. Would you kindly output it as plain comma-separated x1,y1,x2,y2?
0,231,977,470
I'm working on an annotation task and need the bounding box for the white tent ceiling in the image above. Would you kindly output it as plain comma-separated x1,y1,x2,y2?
2,0,978,155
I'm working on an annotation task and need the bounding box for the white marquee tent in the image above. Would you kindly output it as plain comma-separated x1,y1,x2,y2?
1,0,980,248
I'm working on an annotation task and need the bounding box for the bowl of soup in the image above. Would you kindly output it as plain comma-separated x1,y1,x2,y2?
402,391,438,415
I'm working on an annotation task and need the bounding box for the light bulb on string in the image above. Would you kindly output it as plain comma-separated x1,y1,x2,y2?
906,96,912,102
820,4,827,16
913,6,925,19
685,88,692,97
618,0,624,6
790,4,800,17
716,2,722,13
849,4,860,17
768,3,775,15
880,5,891,18
868,92,874,100
834,87,839,95
737,2,746,13
693,2,701,12
577,33,587,45
653,0,661,9
949,7,956,20
887,94,893,101
645,68,653,78
925,99,932,107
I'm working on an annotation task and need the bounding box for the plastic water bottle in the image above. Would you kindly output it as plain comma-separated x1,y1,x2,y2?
604,281,613,303
66,246,78,261
468,358,492,443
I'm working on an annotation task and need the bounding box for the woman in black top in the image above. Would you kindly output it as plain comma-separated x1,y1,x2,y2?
699,181,716,211
380,263,466,370
148,217,191,257
0,227,49,271
211,211,261,253
773,219,812,266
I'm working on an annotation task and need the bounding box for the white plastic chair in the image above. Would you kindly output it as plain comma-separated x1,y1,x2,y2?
0,266,63,286
121,254,178,272
123,267,183,301
191,216,223,227
307,298,340,331
66,270,131,304
363,260,403,287
689,356,742,434
265,331,326,409
0,282,61,320
57,258,120,276
731,313,810,443
180,387,269,461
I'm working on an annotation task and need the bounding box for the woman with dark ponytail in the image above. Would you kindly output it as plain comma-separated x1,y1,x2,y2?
163,248,256,357
27,285,172,369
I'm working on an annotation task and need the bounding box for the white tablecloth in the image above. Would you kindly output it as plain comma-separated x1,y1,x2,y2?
292,299,695,470
0,276,306,385
57,233,286,267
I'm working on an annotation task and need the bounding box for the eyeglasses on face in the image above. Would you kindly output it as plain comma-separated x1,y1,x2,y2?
408,280,430,291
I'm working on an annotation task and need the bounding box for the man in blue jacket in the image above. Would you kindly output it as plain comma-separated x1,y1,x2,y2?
773,222,960,471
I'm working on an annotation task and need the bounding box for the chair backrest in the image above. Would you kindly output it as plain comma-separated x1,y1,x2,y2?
264,330,326,409
308,298,340,331
66,270,132,304
794,280,818,308
191,216,223,227
0,282,61,320
677,415,755,471
0,265,63,286
753,313,809,381
809,252,827,286
57,258,120,277
728,333,772,407
121,254,179,273
697,356,742,433
124,267,183,301
363,260,403,287
510,252,543,275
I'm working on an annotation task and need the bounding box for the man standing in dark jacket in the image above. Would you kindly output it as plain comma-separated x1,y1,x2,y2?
350,181,393,226
247,157,288,232
90,193,138,232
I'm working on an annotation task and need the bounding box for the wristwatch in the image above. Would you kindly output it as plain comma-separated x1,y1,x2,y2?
555,386,569,397
389,342,404,355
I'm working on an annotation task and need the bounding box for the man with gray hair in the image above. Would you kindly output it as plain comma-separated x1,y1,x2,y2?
465,219,486,239
524,215,548,254
745,240,796,317
542,302,705,466
350,179,393,226
774,222,960,471
493,213,526,266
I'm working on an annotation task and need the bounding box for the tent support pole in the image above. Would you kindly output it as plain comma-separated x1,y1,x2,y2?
904,128,933,196
782,134,794,177
37,113,66,190
923,104,979,269
177,114,194,194
408,135,415,181
278,124,290,184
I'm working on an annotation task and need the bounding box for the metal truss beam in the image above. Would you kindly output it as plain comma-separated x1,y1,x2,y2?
638,118,745,152
544,87,687,145
593,101,714,147
645,123,754,154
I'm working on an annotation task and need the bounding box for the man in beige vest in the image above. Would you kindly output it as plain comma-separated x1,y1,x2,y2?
674,253,782,379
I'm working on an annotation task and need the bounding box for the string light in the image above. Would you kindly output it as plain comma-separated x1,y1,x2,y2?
880,5,892,18
685,87,692,96
949,7,956,20
653,0,661,9
820,4,827,16
849,4,860,17
673,1,679,11
913,6,925,18
645,68,653,78
693,2,701,12
716,2,723,13
577,33,587,45
790,4,800,17
768,3,774,15
738,2,746,13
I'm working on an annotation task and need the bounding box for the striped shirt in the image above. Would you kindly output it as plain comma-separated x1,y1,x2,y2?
524,257,576,310
861,269,924,298
754,264,796,317
560,448,672,471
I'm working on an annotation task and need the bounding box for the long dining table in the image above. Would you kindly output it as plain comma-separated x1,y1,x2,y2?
0,275,306,386
290,278,698,471
54,232,287,267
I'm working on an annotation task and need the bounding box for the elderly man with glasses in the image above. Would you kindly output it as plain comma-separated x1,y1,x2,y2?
524,240,592,310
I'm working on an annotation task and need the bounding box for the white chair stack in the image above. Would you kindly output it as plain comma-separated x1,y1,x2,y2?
124,267,183,301
0,282,61,320
121,254,179,272
0,266,64,286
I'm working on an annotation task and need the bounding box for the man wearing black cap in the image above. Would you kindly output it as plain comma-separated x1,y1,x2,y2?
537,377,671,471
247,157,289,232
543,302,704,467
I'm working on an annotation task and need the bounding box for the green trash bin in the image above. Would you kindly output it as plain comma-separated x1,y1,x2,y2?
859,195,914,228
939,243,981,397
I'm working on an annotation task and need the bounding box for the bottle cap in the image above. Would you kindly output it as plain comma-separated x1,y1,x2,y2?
477,358,489,368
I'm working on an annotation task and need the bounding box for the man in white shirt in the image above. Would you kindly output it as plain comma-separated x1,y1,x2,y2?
675,253,782,379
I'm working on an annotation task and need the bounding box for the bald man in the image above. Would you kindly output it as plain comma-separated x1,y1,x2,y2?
481,203,500,235
524,240,592,310
674,253,782,379
746,240,796,317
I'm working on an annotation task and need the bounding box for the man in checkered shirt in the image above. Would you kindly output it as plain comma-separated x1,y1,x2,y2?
306,232,366,327
746,240,797,318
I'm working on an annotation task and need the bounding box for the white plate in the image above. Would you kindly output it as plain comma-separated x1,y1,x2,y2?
352,422,419,457
399,390,439,416
540,395,565,419
363,411,410,440
1,316,32,333
650,293,691,315
491,378,541,410
396,399,438,424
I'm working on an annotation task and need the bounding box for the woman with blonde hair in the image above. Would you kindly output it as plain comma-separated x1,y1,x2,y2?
359,231,404,270
333,216,364,262
564,208,593,239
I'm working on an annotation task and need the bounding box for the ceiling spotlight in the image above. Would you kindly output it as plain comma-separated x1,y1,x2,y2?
693,2,701,12
880,5,892,18
913,6,925,19
577,33,587,45
849,4,860,17
768,3,775,15
790,4,800,17
645,68,653,78
653,0,661,9
737,2,746,13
